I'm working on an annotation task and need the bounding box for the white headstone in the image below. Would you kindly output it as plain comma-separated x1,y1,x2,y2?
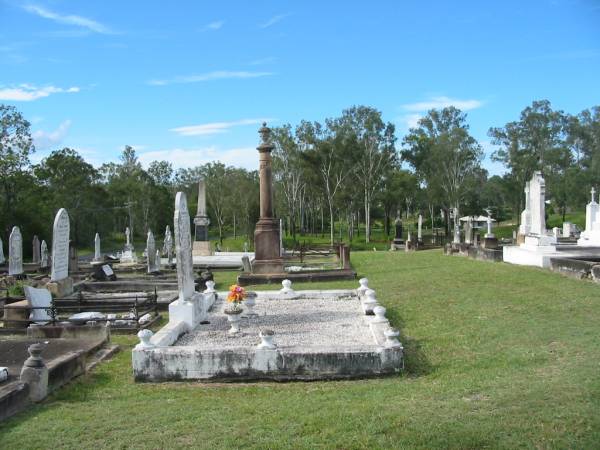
50,209,70,282
0,236,5,265
155,249,161,271
577,187,600,246
146,230,156,274
164,225,173,264
24,286,52,324
94,233,101,261
174,192,195,301
32,235,40,264
484,208,495,239
40,240,49,268
417,214,423,241
519,181,531,235
8,226,23,276
529,172,546,236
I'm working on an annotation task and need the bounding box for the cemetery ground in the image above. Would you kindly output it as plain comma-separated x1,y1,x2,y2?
2,250,600,448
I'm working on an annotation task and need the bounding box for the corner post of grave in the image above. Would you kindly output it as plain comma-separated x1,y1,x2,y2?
20,343,49,402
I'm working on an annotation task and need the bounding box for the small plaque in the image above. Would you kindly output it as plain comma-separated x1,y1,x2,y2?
102,265,114,276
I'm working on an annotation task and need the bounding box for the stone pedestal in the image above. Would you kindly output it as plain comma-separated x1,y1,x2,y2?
192,241,212,256
481,237,499,249
253,219,283,274
168,293,206,330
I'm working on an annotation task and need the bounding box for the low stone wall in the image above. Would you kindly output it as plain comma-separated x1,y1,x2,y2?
549,257,600,280
467,246,503,262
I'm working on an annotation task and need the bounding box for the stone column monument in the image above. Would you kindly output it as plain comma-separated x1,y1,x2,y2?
252,123,283,274
192,178,212,256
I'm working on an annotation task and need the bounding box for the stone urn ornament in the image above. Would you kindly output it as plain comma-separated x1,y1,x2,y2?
224,284,246,335
257,329,277,349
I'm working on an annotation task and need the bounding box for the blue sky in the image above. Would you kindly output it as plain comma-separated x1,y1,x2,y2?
1,0,599,175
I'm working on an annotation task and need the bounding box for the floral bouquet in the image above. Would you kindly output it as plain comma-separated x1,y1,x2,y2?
226,284,246,312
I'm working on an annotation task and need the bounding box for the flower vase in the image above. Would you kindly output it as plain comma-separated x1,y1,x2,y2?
224,307,243,335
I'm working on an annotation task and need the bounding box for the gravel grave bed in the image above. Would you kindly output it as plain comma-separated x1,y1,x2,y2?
175,294,372,349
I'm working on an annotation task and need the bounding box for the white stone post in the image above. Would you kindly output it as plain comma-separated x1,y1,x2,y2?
20,344,48,402
8,226,23,276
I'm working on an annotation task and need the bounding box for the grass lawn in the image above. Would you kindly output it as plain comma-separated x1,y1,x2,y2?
2,250,600,449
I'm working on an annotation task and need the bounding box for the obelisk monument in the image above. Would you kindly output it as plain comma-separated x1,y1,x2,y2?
252,123,283,274
192,178,212,256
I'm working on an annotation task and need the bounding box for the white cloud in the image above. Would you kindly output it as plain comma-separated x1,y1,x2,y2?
259,13,292,29
0,84,80,101
22,4,115,34
170,118,273,136
248,56,276,66
32,120,71,150
204,20,224,30
397,114,422,129
148,71,272,86
402,96,483,112
138,146,258,170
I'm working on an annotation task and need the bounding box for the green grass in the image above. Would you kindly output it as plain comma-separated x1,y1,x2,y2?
4,251,599,449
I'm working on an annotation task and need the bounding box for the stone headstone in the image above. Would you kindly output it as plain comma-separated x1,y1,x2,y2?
94,233,101,261
51,208,70,282
24,285,52,324
578,188,600,246
529,172,546,236
0,236,5,265
174,192,195,301
9,226,23,276
242,255,252,273
417,214,423,243
484,208,495,239
40,240,49,268
164,225,173,263
32,235,40,264
68,242,78,272
146,230,157,274
519,181,531,235
192,178,211,256
464,217,473,245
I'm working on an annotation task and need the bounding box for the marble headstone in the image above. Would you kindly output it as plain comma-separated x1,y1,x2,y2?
417,214,423,243
174,192,195,301
0,236,5,265
9,226,23,276
164,225,173,264
51,208,70,282
24,285,53,324
146,230,157,274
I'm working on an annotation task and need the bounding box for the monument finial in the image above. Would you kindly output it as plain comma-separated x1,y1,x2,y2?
592,187,596,203
259,122,271,146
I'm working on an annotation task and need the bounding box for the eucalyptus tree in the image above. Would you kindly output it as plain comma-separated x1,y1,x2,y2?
332,106,397,243
403,107,482,230
489,100,570,217
0,104,34,235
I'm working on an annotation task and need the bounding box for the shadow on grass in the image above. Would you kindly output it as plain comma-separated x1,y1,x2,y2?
386,309,433,377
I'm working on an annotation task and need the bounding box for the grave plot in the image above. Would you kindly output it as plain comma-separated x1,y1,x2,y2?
132,279,403,382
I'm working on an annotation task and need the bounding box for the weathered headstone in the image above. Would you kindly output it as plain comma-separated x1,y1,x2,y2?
464,216,473,245
69,242,79,272
46,208,73,297
519,181,531,236
121,227,137,263
146,230,159,274
164,225,173,265
417,214,423,244
0,236,5,265
452,208,461,244
32,235,40,264
24,285,53,324
40,240,49,268
9,226,23,276
169,192,208,329
94,233,101,262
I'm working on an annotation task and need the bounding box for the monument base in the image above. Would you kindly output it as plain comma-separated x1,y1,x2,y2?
45,277,74,298
482,237,499,249
192,241,212,257
168,292,208,330
251,259,284,274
